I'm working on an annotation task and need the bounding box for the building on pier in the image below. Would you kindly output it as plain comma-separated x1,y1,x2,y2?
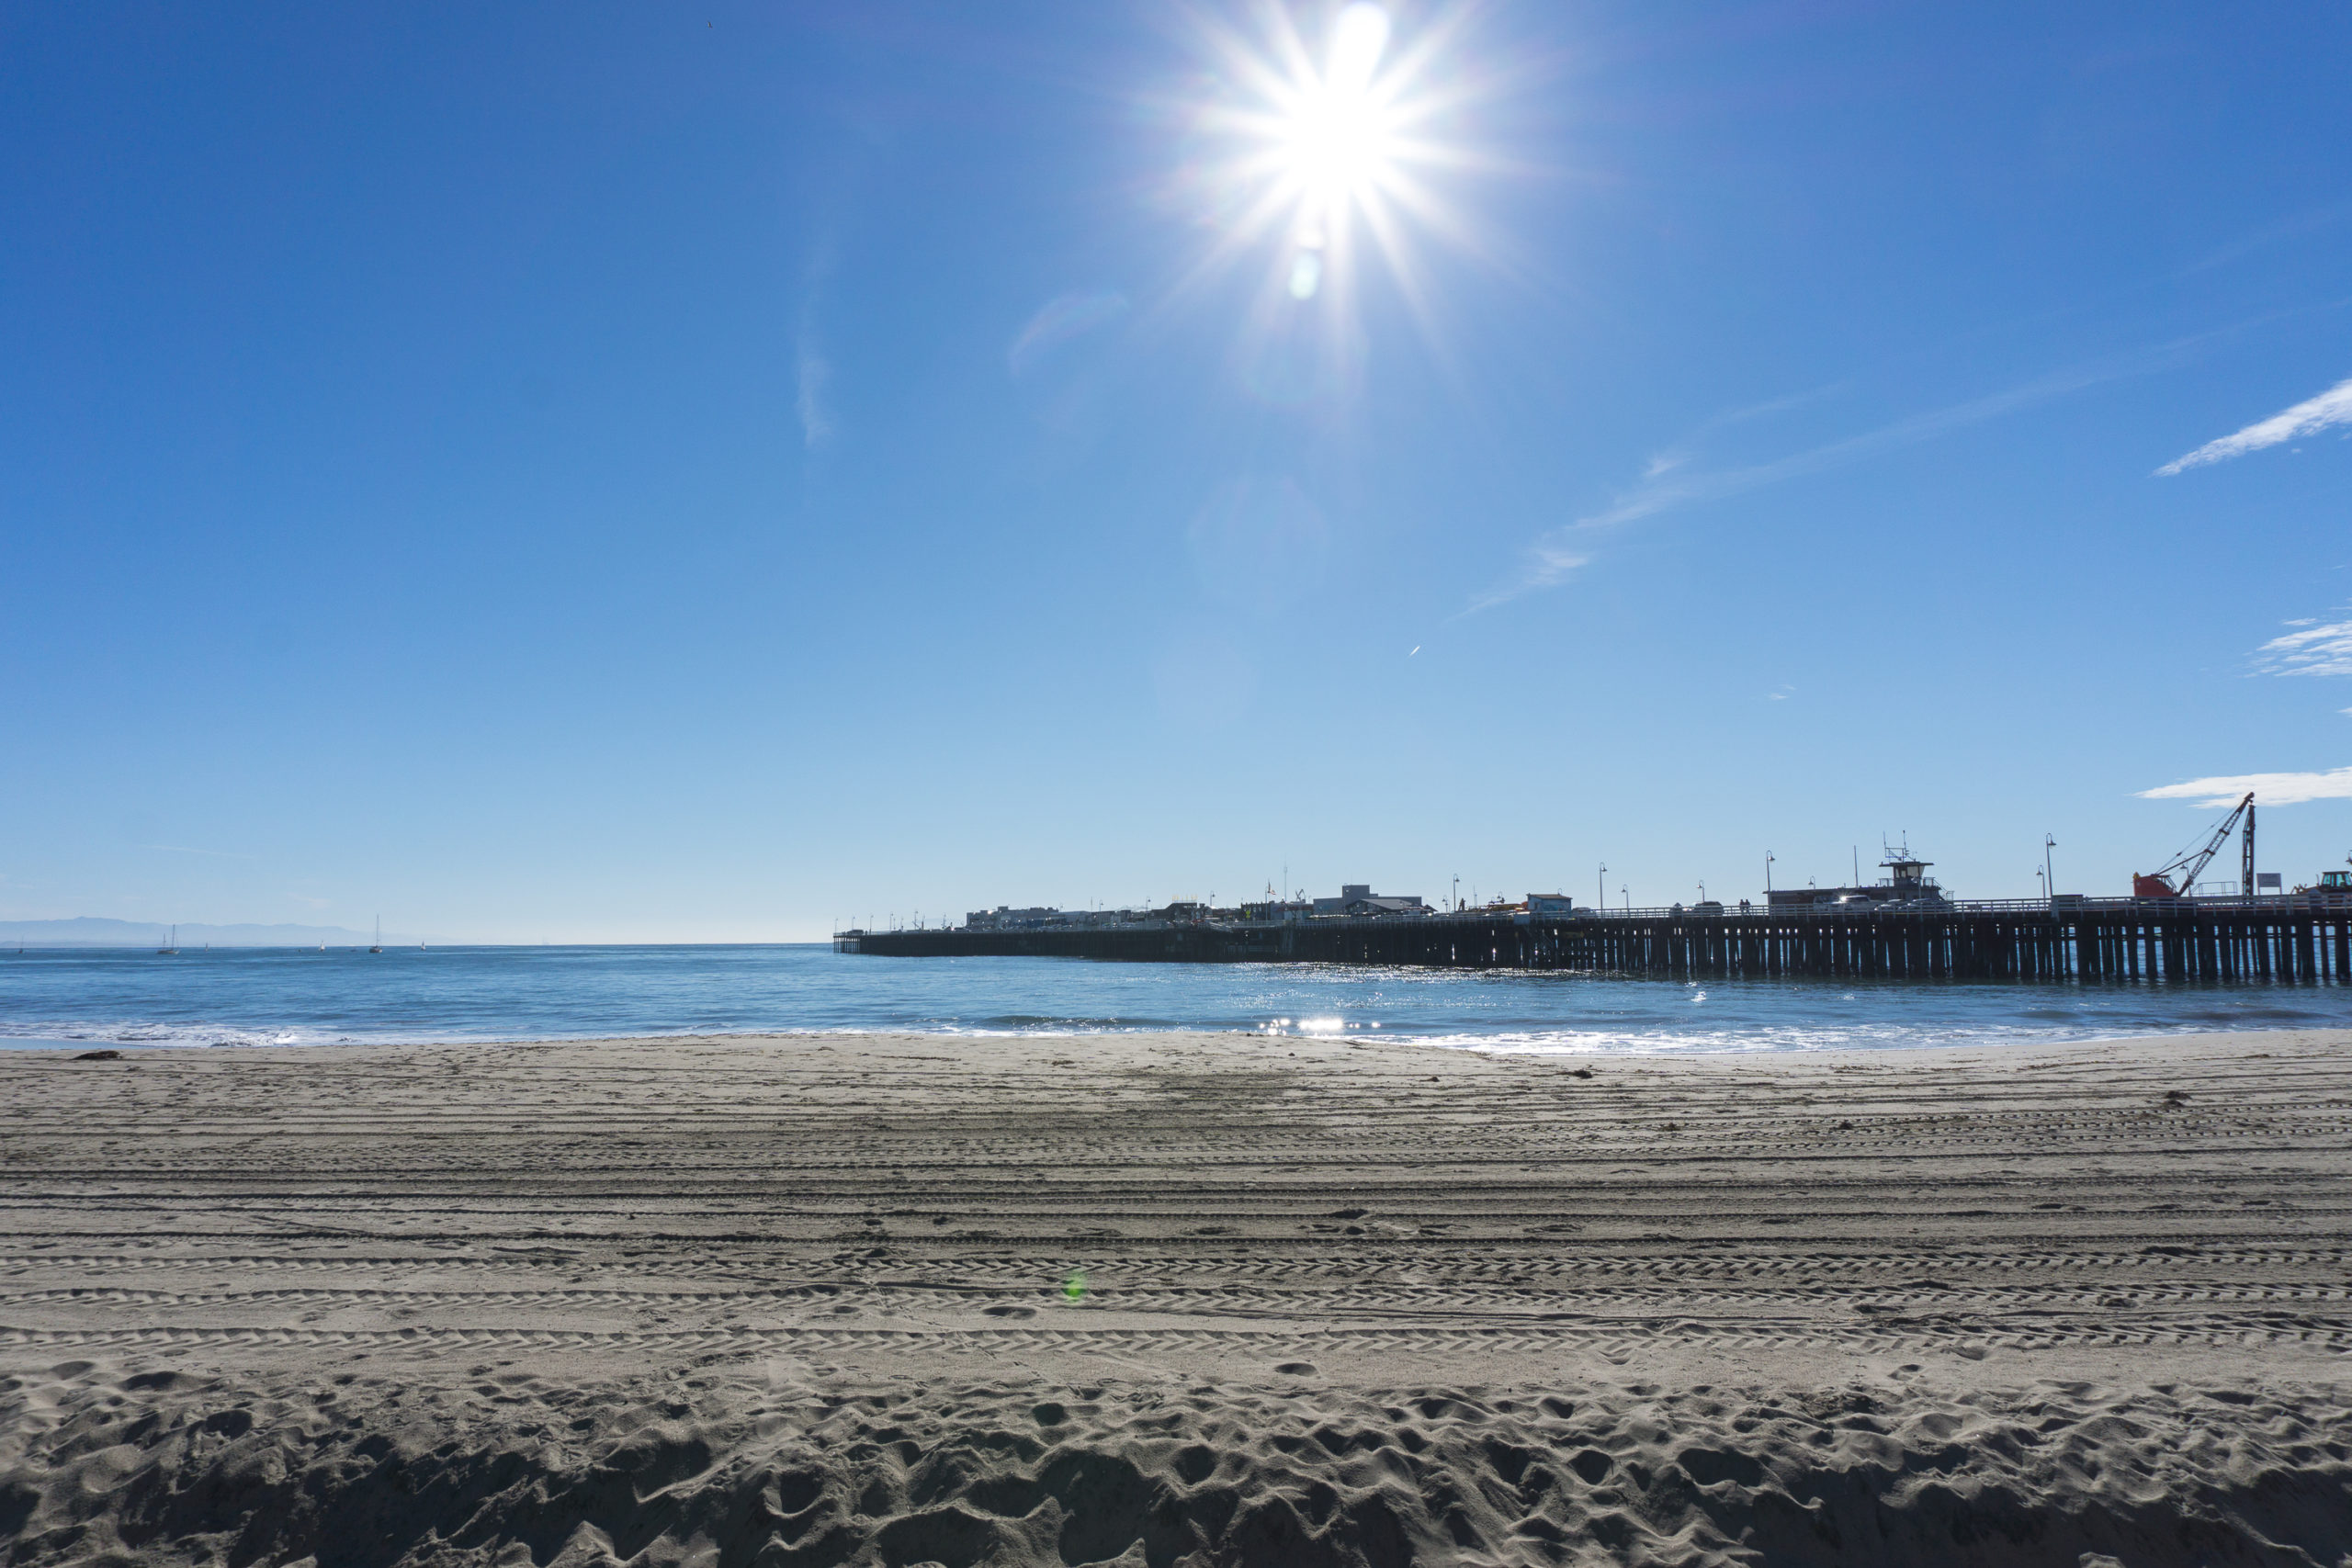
964,906,1064,930
1238,898,1314,922
1766,846,1948,911
964,885,1429,931
1311,884,1428,919
964,905,1151,931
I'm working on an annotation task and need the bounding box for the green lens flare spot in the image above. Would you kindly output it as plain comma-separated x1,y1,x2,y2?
1062,1270,1088,1303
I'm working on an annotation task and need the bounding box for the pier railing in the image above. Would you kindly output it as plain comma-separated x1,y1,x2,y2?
1564,893,2347,921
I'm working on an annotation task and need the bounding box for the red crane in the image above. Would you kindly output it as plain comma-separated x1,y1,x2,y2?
2133,791,2255,899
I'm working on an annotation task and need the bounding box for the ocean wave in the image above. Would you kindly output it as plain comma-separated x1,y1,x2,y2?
4,945,2346,1053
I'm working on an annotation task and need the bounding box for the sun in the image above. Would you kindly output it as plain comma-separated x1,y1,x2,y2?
1275,8,1399,206
1183,2,1469,310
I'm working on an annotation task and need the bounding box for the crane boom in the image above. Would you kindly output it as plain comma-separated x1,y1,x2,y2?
2133,791,2254,899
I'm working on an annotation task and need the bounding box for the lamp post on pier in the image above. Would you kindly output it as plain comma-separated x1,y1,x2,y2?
1597,863,1606,912
2043,835,2057,901
1766,852,1774,897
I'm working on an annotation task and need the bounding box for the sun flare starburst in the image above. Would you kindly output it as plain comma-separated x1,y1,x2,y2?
1265,3,1400,299
1170,2,1487,400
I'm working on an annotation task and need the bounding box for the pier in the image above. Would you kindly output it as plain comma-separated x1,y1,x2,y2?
838,897,2352,983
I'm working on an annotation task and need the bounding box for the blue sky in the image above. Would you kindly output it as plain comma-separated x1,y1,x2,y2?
4,1,2348,941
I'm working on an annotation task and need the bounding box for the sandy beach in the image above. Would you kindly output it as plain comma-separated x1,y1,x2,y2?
5,1027,2351,1565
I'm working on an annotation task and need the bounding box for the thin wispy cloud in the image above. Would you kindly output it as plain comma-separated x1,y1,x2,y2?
2254,615,2352,678
2157,376,2352,475
1466,356,2152,614
1691,381,1851,434
796,338,835,451
1463,308,2331,615
1632,385,1845,489
1603,359,2149,531
2178,201,2352,276
1008,290,1129,377
1464,539,1584,613
795,241,839,453
2139,767,2352,808
141,843,254,860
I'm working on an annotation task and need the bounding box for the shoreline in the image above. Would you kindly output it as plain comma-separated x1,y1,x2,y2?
6,1025,2349,1563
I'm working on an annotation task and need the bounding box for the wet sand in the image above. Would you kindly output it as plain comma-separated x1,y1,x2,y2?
5,1027,2350,1565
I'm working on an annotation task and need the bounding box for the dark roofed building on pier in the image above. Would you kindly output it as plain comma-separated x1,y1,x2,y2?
1767,848,1947,910
1312,884,1428,919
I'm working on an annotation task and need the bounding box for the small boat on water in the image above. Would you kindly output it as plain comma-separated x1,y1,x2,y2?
157,925,178,955
369,916,383,954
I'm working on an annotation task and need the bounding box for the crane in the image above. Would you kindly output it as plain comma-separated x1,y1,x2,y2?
2133,791,2254,899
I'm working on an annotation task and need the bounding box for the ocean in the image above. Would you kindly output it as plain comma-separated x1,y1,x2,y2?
3,942,2348,1054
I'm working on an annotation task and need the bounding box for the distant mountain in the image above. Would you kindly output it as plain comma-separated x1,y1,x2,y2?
0,918,427,947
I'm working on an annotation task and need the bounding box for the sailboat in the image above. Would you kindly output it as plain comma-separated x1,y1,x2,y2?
157,925,178,955
369,916,383,954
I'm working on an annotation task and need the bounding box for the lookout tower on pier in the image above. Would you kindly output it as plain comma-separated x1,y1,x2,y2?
1882,845,1936,901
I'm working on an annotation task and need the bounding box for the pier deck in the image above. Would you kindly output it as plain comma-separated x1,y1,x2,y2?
839,897,2351,983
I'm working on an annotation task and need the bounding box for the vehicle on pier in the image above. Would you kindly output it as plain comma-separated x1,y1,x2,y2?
2297,858,2352,902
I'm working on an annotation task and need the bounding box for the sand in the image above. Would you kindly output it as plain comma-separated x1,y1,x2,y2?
4,1026,2351,1565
